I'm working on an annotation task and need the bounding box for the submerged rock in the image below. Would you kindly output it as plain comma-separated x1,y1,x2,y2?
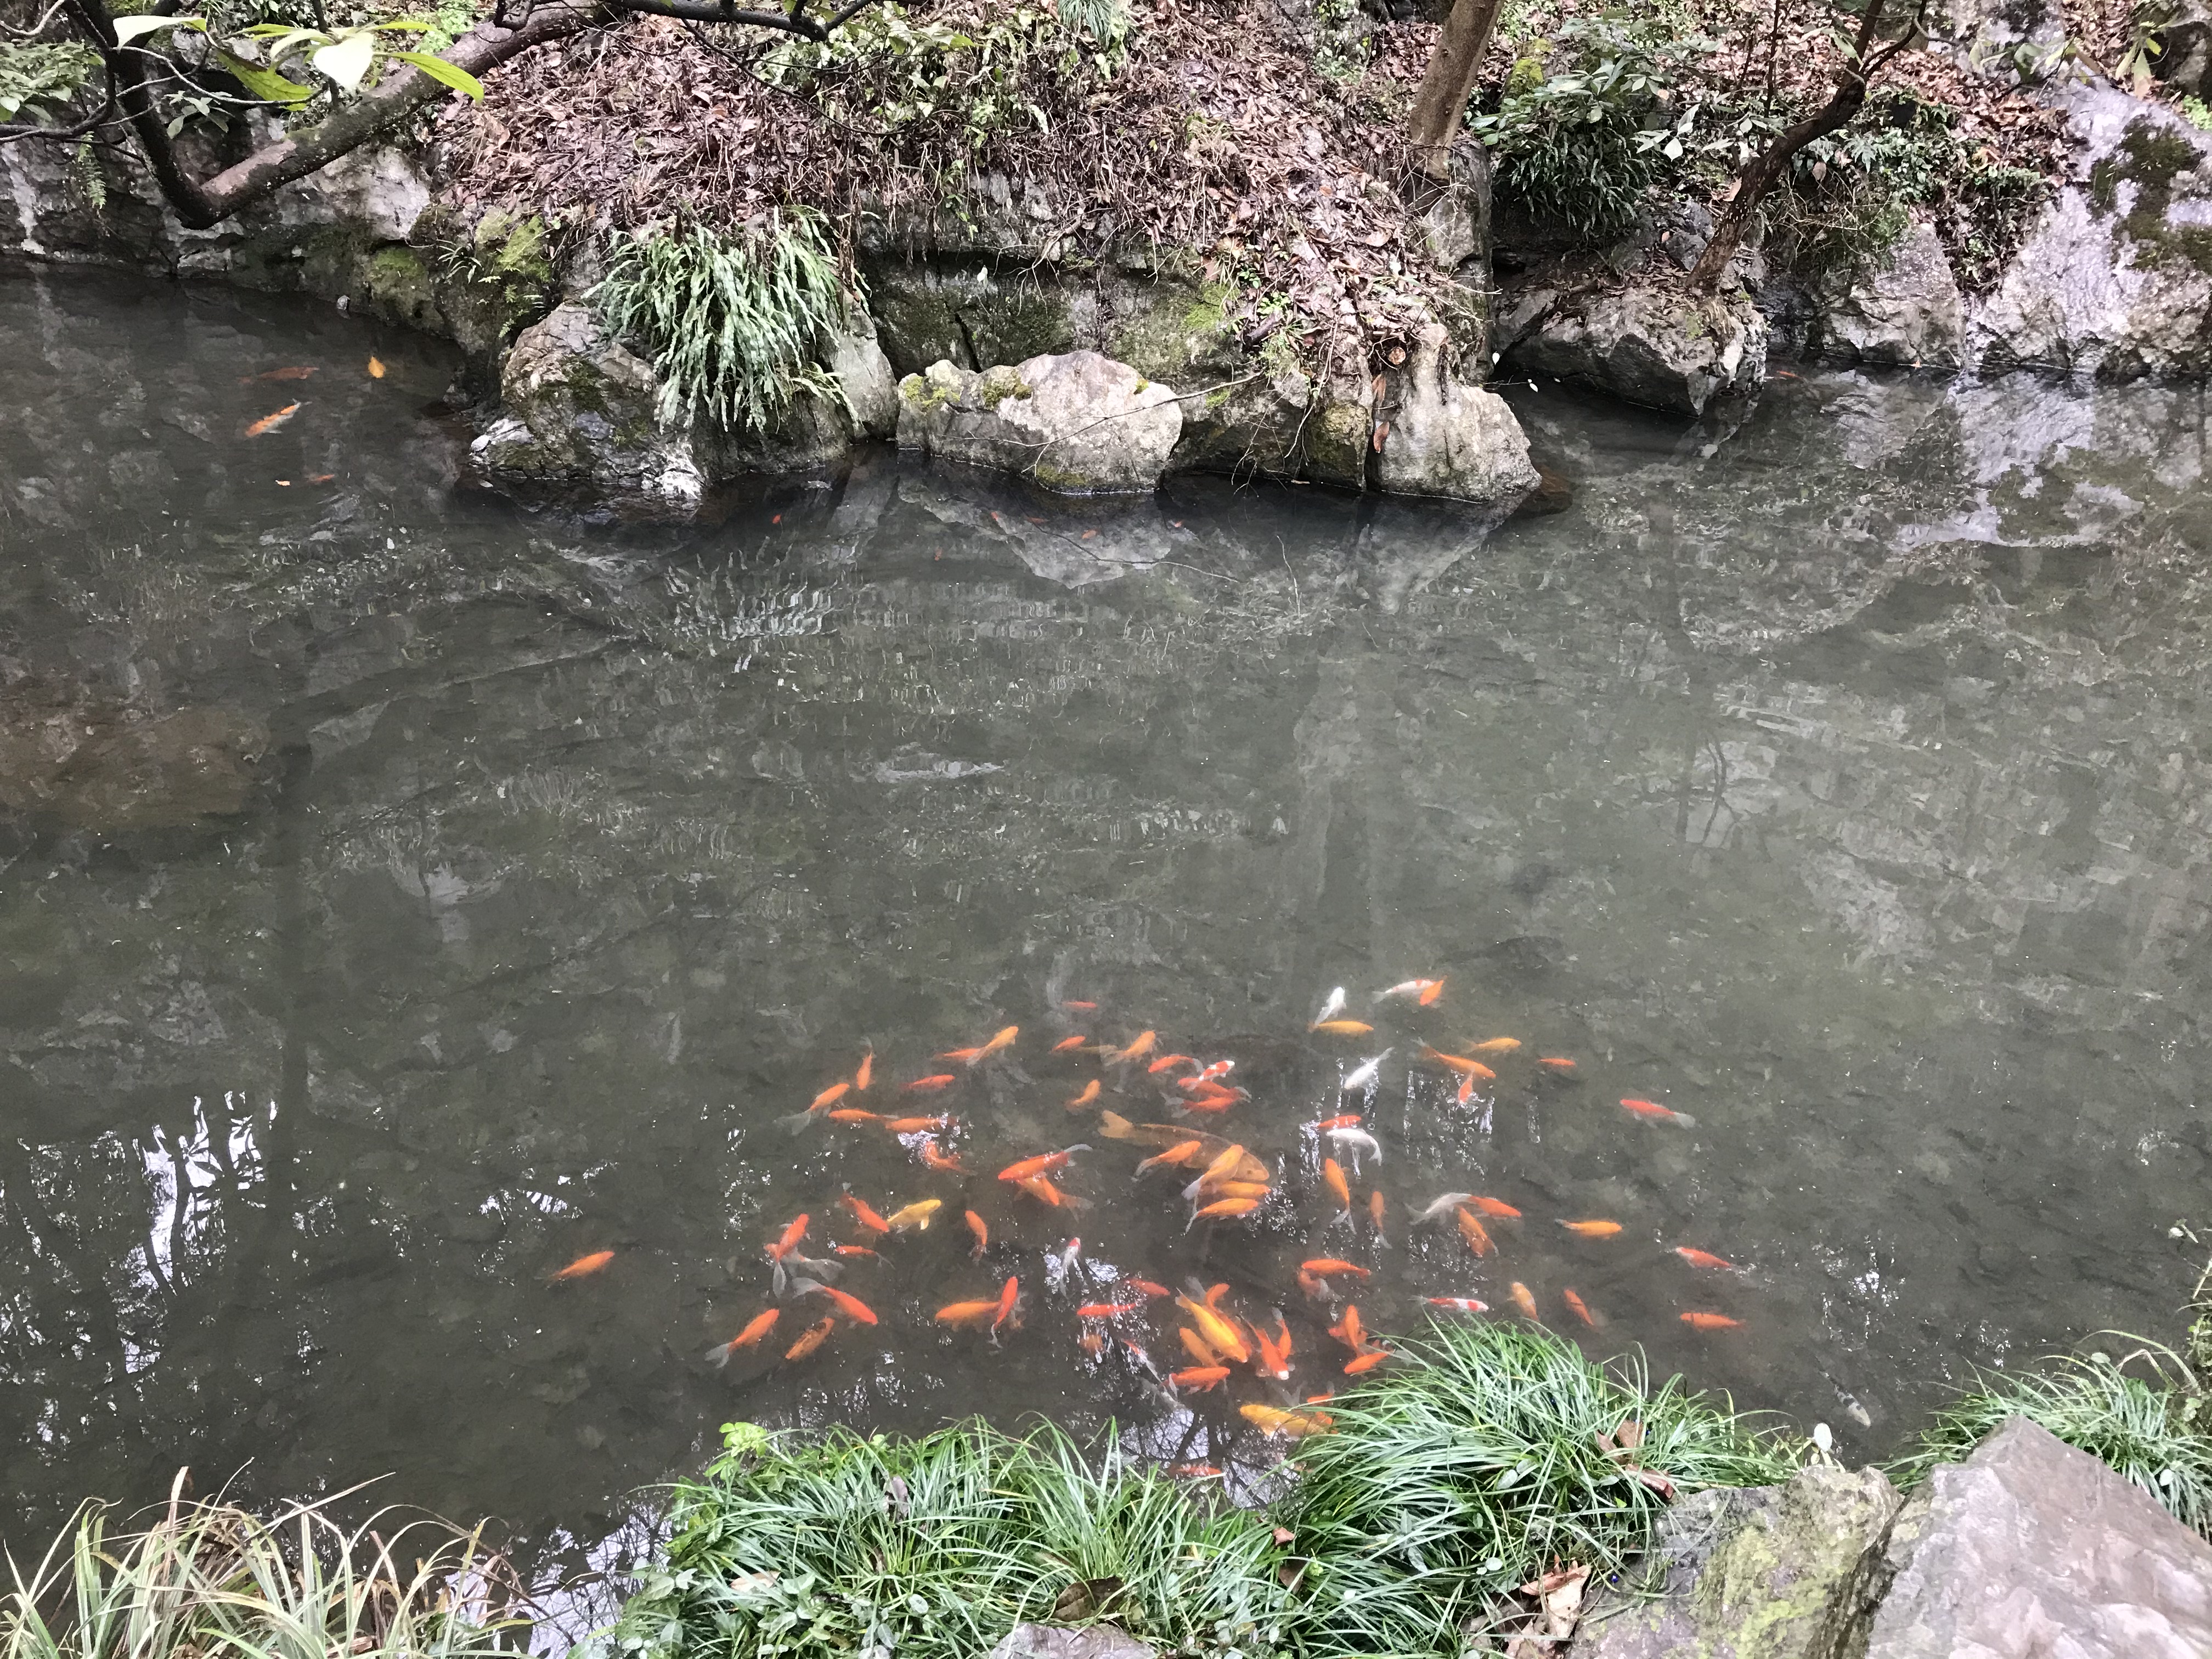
896,351,1184,494
1573,1462,1901,1659
1502,280,1768,416
0,682,267,830
1861,1416,2212,1658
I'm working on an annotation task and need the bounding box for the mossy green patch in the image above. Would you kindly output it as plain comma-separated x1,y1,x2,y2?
2087,119,2212,278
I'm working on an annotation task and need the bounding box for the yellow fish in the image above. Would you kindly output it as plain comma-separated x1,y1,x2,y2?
1240,1403,1334,1437
884,1199,943,1233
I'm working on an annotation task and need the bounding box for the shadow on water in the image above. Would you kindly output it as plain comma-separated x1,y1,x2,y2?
4,268,2212,1595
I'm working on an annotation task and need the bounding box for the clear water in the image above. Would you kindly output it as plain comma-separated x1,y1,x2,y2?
4,269,2210,1589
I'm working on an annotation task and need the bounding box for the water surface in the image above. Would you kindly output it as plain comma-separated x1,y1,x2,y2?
3,269,2210,1588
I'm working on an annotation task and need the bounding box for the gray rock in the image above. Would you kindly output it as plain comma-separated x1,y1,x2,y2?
1572,1462,1901,1659
985,1626,1156,1659
1970,94,2212,377
1861,1415,2212,1659
1504,280,1768,416
1814,215,1967,369
895,350,1183,494
1377,323,1539,506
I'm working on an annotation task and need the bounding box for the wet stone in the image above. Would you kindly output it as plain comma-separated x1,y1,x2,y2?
985,1625,1158,1659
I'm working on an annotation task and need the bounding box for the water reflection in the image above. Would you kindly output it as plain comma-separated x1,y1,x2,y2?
1,269,2209,1591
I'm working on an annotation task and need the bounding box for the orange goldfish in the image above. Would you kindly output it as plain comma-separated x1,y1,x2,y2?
705,1308,779,1364
832,1244,879,1259
966,1210,989,1257
841,1193,891,1234
854,1051,873,1091
1297,1269,1329,1301
1016,1175,1088,1210
1455,1071,1476,1105
1562,1289,1600,1328
904,1075,958,1092
1106,1030,1157,1064
1454,1209,1495,1257
1621,1098,1699,1127
1681,1311,1743,1331
1311,1114,1362,1132
1178,1088,1243,1114
1240,1403,1333,1437
808,1082,851,1113
1369,1189,1387,1234
917,1140,966,1172
1342,1350,1392,1375
939,1046,986,1063
885,1115,952,1133
1509,1282,1539,1321
244,402,301,435
1193,1180,1272,1203
1469,1037,1520,1054
1312,1019,1375,1036
1078,1331,1105,1357
1178,1327,1222,1367
1538,1057,1577,1070
1467,1196,1522,1220
1188,1197,1261,1226
1063,1000,1098,1011
1127,1278,1173,1299
1168,1464,1223,1478
1190,1144,1250,1189
1254,1318,1294,1380
245,366,317,382
1673,1247,1740,1271
1301,1259,1370,1280
785,1316,836,1360
1426,1296,1488,1312
1170,1365,1230,1392
366,356,386,378
1418,979,1446,1006
1052,1035,1090,1054
1421,1045,1496,1080
992,1275,1022,1333
1148,1053,1197,1074
549,1250,614,1282
1000,1146,1089,1183
767,1215,808,1260
826,1109,882,1124
1560,1220,1624,1238
936,1297,1002,1329
1327,1306,1369,1353
1078,1301,1142,1318
1138,1141,1206,1175
1177,1295,1251,1363
1322,1158,1352,1215
794,1282,879,1325
1068,1080,1102,1109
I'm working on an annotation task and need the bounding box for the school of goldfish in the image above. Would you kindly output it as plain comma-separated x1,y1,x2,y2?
545,980,1753,1455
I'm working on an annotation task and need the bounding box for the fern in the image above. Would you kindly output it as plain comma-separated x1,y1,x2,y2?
591,213,854,435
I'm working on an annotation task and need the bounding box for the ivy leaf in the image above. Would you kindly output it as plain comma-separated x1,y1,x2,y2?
218,49,314,104
388,49,486,99
310,30,376,92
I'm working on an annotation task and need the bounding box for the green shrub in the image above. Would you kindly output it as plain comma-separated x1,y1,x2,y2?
1889,1345,2212,1538
1279,1320,1802,1656
591,1421,1291,1659
0,41,100,124
592,214,852,435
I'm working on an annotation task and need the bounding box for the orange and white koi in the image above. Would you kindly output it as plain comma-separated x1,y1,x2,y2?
1621,1098,1699,1127
1426,1296,1488,1313
1375,979,1442,1004
550,1250,614,1282
706,1308,779,1365
1326,1126,1382,1164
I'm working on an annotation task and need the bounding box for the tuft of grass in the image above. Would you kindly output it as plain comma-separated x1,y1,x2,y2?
590,1420,1291,1659
1887,1342,2212,1539
592,214,853,436
1,1475,526,1659
1278,1319,1803,1656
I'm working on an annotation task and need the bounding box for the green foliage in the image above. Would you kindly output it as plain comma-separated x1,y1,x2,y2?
68,139,105,214
757,2,1121,157
0,1483,525,1659
1471,12,1713,240
590,1420,1291,1659
1279,1320,1803,1655
107,12,484,107
1889,1345,2212,1538
592,214,853,434
2180,94,2212,132
0,41,100,123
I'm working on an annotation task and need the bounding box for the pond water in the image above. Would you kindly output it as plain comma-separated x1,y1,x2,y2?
4,269,2211,1593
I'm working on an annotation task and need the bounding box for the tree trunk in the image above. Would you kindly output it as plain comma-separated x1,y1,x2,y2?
1686,0,1916,292
1404,0,1506,178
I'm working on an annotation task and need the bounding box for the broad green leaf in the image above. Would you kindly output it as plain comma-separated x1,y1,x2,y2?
310,30,375,91
368,20,435,30
388,50,485,98
112,15,206,43
217,49,313,104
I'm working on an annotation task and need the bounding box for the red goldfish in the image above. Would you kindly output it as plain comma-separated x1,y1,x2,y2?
705,1308,778,1365
904,1075,957,1092
1322,1158,1352,1215
1327,1306,1369,1354
840,1194,891,1234
1077,1301,1142,1318
1622,1098,1699,1127
549,1250,614,1281
966,1210,989,1257
1342,1350,1392,1375
795,1282,879,1325
1052,1035,1089,1054
1000,1146,1089,1183
1169,1365,1230,1392
917,1140,966,1172
1300,1259,1370,1280
766,1215,808,1260
1562,1289,1600,1328
1674,1247,1740,1271
1681,1311,1743,1331
1454,1209,1496,1257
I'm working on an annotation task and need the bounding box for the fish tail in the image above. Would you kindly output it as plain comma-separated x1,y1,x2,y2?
705,1343,734,1369
1671,1110,1699,1128
786,1276,826,1300
780,1110,820,1135
770,1260,787,1296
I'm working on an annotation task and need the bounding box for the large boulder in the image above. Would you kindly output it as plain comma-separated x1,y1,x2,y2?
1572,1462,1903,1659
1971,94,2212,377
1378,323,1539,505
1860,1415,2212,1658
1502,280,1768,416
895,351,1184,494
985,1626,1156,1659
1812,214,1967,369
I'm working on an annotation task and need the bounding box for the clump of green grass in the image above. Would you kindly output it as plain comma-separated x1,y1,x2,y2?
592,213,853,436
1888,1343,2212,1538
593,1420,1290,1659
1,1475,526,1659
1278,1320,1803,1656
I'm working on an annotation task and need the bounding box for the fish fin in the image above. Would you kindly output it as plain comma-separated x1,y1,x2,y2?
1671,1110,1699,1128
770,1260,787,1296
780,1110,820,1134
785,1276,827,1299
1099,1110,1133,1140
705,1344,733,1369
